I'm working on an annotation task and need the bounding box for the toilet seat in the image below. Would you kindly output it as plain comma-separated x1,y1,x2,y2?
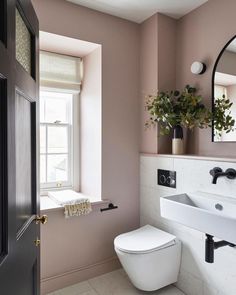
114,225,176,254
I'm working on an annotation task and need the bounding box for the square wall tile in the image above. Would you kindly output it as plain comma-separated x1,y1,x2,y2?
140,155,236,295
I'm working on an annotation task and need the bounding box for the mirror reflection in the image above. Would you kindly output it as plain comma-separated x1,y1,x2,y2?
213,37,236,142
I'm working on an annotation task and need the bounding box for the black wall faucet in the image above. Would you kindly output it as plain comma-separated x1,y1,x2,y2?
210,167,236,184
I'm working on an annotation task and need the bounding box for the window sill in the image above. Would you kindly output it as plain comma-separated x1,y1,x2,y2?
40,195,109,213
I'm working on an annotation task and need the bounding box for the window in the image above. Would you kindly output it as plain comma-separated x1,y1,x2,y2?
215,84,227,100
40,91,73,190
39,50,82,192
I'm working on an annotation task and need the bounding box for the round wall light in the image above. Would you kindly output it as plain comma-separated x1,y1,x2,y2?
191,61,206,75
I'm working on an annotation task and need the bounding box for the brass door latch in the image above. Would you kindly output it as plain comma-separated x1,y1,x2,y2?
34,238,41,247
35,215,48,225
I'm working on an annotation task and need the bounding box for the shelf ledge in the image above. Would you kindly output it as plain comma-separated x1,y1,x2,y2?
140,153,236,163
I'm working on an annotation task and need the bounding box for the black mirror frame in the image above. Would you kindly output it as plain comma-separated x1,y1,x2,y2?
212,35,236,142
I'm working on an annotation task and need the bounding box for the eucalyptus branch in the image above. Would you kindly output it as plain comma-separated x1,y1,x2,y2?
145,85,212,135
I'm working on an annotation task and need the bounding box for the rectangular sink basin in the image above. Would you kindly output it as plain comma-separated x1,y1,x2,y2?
160,192,236,244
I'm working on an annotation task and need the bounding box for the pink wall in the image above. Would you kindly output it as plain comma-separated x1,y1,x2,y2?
32,0,140,293
176,0,236,156
141,0,236,156
81,47,102,198
157,14,177,92
140,13,176,154
140,14,158,153
157,14,177,154
40,204,126,293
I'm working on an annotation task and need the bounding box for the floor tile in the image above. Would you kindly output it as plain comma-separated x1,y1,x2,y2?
56,281,93,295
157,285,185,295
101,284,185,295
78,291,98,295
48,269,185,295
88,270,133,295
118,268,128,278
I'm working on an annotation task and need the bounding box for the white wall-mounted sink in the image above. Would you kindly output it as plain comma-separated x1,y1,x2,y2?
160,192,236,244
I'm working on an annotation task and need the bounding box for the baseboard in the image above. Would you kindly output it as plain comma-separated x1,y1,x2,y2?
41,256,121,295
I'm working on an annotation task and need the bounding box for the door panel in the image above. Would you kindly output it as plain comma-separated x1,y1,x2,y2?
0,0,7,45
0,77,8,264
15,90,33,234
15,220,38,295
0,0,40,294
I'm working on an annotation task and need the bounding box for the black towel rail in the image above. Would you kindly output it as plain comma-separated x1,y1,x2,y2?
100,203,118,212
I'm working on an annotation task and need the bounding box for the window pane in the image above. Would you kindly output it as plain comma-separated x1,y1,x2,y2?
48,126,68,153
40,125,46,153
40,91,72,123
15,9,31,74
45,98,67,123
40,155,46,183
47,155,68,183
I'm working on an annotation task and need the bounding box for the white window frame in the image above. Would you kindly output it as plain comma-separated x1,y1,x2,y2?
215,84,227,99
40,84,80,194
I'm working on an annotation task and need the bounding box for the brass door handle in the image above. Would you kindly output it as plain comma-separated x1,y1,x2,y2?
35,215,48,225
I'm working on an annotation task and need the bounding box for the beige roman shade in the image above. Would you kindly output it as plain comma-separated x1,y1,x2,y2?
40,51,82,91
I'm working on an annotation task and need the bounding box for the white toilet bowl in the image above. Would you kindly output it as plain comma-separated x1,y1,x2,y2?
114,225,181,291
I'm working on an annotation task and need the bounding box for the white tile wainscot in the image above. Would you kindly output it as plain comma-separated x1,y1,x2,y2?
140,154,236,295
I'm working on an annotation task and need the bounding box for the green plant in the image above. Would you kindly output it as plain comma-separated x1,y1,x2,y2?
214,95,235,137
145,85,212,135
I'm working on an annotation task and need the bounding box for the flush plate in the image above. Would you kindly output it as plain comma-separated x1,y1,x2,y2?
158,169,176,188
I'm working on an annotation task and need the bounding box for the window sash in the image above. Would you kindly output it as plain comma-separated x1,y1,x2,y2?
39,87,79,193
40,91,73,125
40,118,73,190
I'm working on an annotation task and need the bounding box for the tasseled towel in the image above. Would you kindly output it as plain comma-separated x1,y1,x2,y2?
48,190,92,218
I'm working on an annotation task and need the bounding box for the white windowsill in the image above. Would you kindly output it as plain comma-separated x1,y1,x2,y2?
40,195,109,213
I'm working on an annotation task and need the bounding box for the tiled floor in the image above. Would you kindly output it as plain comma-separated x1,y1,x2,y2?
47,269,185,295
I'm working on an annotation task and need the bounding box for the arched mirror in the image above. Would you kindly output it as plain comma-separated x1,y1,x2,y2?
213,36,236,142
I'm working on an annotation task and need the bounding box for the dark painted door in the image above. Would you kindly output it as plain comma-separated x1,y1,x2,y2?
0,1,41,294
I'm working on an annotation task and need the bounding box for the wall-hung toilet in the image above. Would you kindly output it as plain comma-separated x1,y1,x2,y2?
114,225,181,291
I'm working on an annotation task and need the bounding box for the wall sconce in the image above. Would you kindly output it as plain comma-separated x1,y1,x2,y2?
191,61,206,75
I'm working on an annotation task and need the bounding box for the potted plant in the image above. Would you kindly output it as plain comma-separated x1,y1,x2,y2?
145,85,212,154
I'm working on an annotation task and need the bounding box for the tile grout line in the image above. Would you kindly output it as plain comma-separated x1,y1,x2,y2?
87,280,100,295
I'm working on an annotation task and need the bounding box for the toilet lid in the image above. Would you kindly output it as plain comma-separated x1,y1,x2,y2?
114,225,176,254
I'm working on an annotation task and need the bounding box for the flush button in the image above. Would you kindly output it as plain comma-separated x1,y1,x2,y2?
158,169,176,188
215,203,223,211
159,175,166,184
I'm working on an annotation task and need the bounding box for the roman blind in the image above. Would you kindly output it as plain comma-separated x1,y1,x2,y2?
40,51,82,90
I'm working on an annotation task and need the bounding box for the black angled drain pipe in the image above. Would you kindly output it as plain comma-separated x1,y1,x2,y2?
205,234,235,263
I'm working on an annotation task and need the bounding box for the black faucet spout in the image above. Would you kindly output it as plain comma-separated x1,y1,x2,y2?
210,167,223,184
212,172,227,184
210,167,236,184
